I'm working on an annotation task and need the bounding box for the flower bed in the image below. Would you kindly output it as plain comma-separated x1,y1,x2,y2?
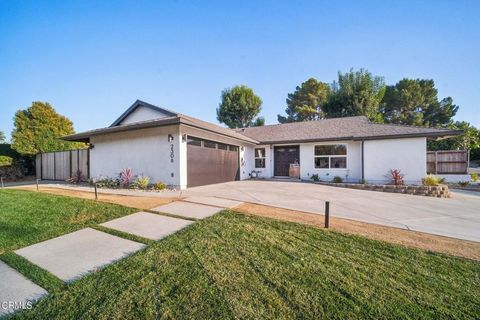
313,181,451,198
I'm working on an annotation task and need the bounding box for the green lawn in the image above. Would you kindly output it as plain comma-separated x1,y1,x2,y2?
0,189,136,254
12,210,479,319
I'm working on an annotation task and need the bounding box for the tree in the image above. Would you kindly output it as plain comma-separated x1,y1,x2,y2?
251,117,265,127
217,85,263,128
380,79,458,127
277,78,331,123
11,101,83,155
428,121,480,153
0,131,5,143
323,69,386,120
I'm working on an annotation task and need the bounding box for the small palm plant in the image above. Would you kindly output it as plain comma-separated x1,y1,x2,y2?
66,170,84,184
119,168,134,187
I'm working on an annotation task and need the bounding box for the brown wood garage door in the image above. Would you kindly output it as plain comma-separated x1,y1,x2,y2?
187,137,239,187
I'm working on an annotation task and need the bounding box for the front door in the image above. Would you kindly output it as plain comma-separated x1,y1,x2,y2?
274,146,299,176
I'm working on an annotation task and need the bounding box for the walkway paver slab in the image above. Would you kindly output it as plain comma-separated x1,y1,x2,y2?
152,201,222,219
183,196,243,208
100,212,193,240
15,228,146,282
0,261,47,317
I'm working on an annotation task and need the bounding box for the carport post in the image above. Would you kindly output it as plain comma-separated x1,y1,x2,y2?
324,201,330,228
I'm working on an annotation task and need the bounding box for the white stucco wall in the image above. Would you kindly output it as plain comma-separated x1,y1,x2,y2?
300,141,362,182
363,137,426,184
89,125,182,187
119,106,171,125
243,141,362,182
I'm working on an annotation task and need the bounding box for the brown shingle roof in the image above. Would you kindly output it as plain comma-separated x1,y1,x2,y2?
63,101,461,145
63,101,258,144
235,116,462,144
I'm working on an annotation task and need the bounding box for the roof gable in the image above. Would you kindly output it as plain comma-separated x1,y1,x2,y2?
110,100,178,127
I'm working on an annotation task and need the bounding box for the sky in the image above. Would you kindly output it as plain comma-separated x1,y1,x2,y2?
0,0,479,141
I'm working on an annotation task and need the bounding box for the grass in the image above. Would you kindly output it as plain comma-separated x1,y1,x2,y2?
0,252,64,292
0,189,136,254
11,211,480,319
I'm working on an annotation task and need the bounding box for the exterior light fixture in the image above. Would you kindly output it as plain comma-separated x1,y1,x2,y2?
168,134,174,142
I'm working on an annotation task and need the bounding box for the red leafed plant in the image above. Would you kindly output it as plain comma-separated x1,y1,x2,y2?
120,168,134,187
389,169,405,185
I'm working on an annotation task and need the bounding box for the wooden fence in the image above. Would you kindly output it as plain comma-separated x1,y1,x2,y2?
427,150,468,174
36,149,90,181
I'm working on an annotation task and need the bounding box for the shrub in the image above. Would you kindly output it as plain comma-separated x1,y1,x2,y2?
133,175,150,190
458,181,470,187
332,176,343,183
0,155,13,167
153,181,167,190
359,178,367,184
93,177,120,189
422,174,442,186
0,164,24,181
119,168,134,187
471,172,478,182
310,174,320,182
66,170,84,184
388,169,404,185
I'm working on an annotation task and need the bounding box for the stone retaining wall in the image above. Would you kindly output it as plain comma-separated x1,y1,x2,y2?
314,182,450,198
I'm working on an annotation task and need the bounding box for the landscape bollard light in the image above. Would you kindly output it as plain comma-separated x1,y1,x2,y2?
325,201,330,228
0,177,4,188
36,179,40,191
94,183,98,201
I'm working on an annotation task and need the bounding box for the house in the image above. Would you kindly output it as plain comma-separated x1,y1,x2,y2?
63,100,462,189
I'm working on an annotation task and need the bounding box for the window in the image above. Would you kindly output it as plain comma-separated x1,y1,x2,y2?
228,145,239,152
314,144,347,169
203,140,216,149
217,143,228,150
187,137,202,147
255,148,266,168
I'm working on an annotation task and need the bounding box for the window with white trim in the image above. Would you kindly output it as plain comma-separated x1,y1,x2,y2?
255,148,266,168
314,144,347,169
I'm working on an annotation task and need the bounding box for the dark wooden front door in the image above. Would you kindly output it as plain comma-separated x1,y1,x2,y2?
274,146,299,176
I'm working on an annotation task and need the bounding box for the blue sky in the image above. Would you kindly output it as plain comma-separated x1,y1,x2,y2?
1,0,479,140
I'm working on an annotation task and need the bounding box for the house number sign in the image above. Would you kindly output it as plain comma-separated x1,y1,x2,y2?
170,144,174,163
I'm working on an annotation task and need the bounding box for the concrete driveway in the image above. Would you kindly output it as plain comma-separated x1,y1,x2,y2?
183,180,480,242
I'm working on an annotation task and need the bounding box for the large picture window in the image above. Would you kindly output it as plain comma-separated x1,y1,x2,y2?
314,144,347,169
255,148,266,168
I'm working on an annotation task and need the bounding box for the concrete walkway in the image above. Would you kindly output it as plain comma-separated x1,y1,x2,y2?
2,196,237,316
0,261,47,317
15,228,146,282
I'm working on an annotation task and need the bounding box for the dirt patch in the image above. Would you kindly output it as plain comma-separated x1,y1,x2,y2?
12,186,178,209
236,202,480,261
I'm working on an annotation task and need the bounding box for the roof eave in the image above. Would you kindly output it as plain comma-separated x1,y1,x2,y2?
62,117,182,142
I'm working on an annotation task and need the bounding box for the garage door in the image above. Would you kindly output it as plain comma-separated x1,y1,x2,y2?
187,136,240,187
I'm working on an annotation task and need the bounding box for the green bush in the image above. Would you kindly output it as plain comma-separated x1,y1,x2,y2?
471,173,478,182
458,181,470,187
152,181,167,190
332,176,343,183
359,178,367,184
93,177,120,189
0,155,13,167
422,174,442,186
133,175,150,190
310,174,320,182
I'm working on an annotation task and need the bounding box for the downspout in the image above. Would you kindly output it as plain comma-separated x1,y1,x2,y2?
361,140,365,181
